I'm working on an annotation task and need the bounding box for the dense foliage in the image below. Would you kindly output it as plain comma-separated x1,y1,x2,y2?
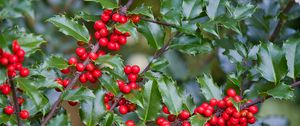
1,0,300,126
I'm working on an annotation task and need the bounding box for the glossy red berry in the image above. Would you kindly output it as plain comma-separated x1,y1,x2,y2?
110,34,119,42
89,52,98,60
179,110,190,120
92,69,102,78
162,105,170,114
99,38,109,47
128,74,137,82
101,13,110,22
97,50,106,56
79,53,88,60
0,57,9,65
19,110,30,120
204,109,213,117
103,9,112,15
94,20,106,30
119,105,128,114
107,42,116,50
99,28,109,37
20,68,30,77
95,31,101,39
18,97,25,105
119,15,128,24
60,67,70,74
4,106,14,115
217,100,226,108
226,88,236,97
79,74,87,83
156,117,166,125
76,47,86,57
68,57,78,65
76,63,85,72
210,98,218,106
248,117,256,124
114,43,120,51
117,35,127,45
123,65,132,74
131,15,140,23
128,82,138,89
16,49,25,58
217,117,225,125
182,121,191,126
248,106,259,114
125,120,135,126
1,84,11,95
86,63,95,71
131,65,140,74
167,114,176,122
9,55,18,63
112,13,120,22
121,85,131,94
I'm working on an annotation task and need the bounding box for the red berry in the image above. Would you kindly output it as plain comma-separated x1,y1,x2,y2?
114,43,120,51
127,103,136,112
230,117,239,125
95,31,101,39
18,97,25,105
179,110,190,120
217,100,226,108
225,107,234,115
195,106,205,114
1,84,11,95
89,52,98,60
0,57,9,65
167,114,176,122
204,109,213,117
103,9,112,15
19,110,30,120
226,88,236,97
110,34,119,42
119,15,128,24
121,85,131,94
128,82,138,89
62,79,70,88
99,38,109,47
112,13,120,22
114,29,122,34
246,111,254,119
68,101,78,106
156,117,166,125
101,13,110,22
239,117,247,123
76,47,86,57
60,67,70,74
125,120,135,126
117,80,125,88
107,42,116,50
209,116,218,125
131,15,140,23
77,41,85,46
4,106,14,115
9,55,18,63
217,117,225,125
92,69,102,78
7,64,15,72
118,35,127,45
97,50,106,56
182,121,191,126
222,113,230,120
20,68,30,77
94,20,106,30
16,49,25,58
128,74,137,82
76,63,85,72
119,105,128,114
68,57,78,65
14,63,22,70
162,105,170,114
7,71,16,77
210,98,218,106
79,53,88,61
86,63,95,71
79,74,87,83
99,28,109,37
248,117,256,124
248,106,259,114
131,65,140,74
233,95,242,102
225,99,233,107
85,72,94,81
232,111,240,118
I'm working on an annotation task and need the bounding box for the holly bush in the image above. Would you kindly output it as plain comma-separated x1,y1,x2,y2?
1,0,300,126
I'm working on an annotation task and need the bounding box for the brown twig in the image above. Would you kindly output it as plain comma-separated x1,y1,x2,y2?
8,77,22,126
141,17,178,28
268,0,295,42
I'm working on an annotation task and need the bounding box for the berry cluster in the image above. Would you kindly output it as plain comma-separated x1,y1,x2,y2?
155,105,191,126
94,9,140,51
3,106,29,120
0,40,30,77
193,88,258,126
117,65,141,94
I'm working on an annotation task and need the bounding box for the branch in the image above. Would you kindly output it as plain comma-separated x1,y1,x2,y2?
268,0,295,42
40,43,100,126
241,81,300,109
141,17,178,28
8,77,22,126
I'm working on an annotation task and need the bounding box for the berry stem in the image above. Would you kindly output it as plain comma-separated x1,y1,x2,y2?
8,77,22,126
140,17,177,28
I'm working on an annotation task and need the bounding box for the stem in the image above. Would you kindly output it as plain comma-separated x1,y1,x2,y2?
40,43,100,126
8,77,22,126
268,0,295,42
241,81,300,109
140,17,177,28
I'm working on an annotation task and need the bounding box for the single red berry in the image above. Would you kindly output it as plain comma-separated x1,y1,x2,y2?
85,72,94,81
99,28,109,37
248,106,259,114
222,113,230,120
248,118,256,124
76,63,85,72
68,101,78,106
179,110,190,120
89,52,98,60
117,35,127,45
86,63,95,71
128,74,137,82
233,95,242,102
226,88,236,97
162,105,170,114
14,63,22,70
161,120,171,126
94,20,106,30
20,68,30,77
92,69,102,78
68,57,78,65
225,99,233,107
117,80,125,88
127,103,136,111
210,98,218,106
60,67,70,74
125,120,135,126
225,107,235,115
97,50,106,56
217,100,226,108
101,13,110,22
182,121,191,126
156,117,166,125
230,117,239,125
103,9,112,15
99,38,109,47
195,106,205,114
9,55,18,63
204,109,213,117
19,110,30,120
246,111,254,119
110,34,119,42
112,13,120,22
239,117,247,123
201,102,209,108
4,106,14,115
7,64,15,72
167,114,176,122
94,31,101,39
131,65,140,74
121,85,131,94
1,84,11,95
119,105,128,114
232,111,241,118
131,15,140,23
62,79,70,88
119,15,128,24
128,82,138,89
79,74,87,83
76,47,86,57
7,70,16,77
18,97,25,105
217,117,225,125
16,49,25,58
79,53,88,61
0,57,9,65
107,42,116,50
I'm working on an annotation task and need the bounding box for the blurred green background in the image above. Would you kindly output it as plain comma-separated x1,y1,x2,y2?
1,0,300,126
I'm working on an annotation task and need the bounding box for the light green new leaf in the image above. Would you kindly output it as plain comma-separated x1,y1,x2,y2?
197,74,222,100
62,86,95,101
85,0,118,9
283,37,300,79
137,20,165,49
47,15,90,43
257,43,288,84
48,113,71,126
80,89,106,126
47,55,69,69
137,80,162,123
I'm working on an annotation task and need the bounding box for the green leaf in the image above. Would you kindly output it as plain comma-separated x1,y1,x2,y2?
150,57,169,71
15,77,49,111
47,15,90,43
182,95,196,113
161,0,183,15
99,74,119,95
18,34,46,56
85,0,118,9
257,43,288,84
62,86,96,102
137,20,165,49
80,89,106,126
157,75,183,115
137,80,162,123
28,75,61,89
231,3,256,20
206,0,220,20
189,115,209,126
95,54,126,80
101,112,114,126
0,114,11,124
48,113,71,126
0,34,7,49
265,83,294,100
0,69,6,84
283,37,300,79
47,55,69,69
197,74,222,100
182,0,204,19
115,22,138,39
129,5,154,19
124,90,143,108
170,35,212,55
75,11,99,22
